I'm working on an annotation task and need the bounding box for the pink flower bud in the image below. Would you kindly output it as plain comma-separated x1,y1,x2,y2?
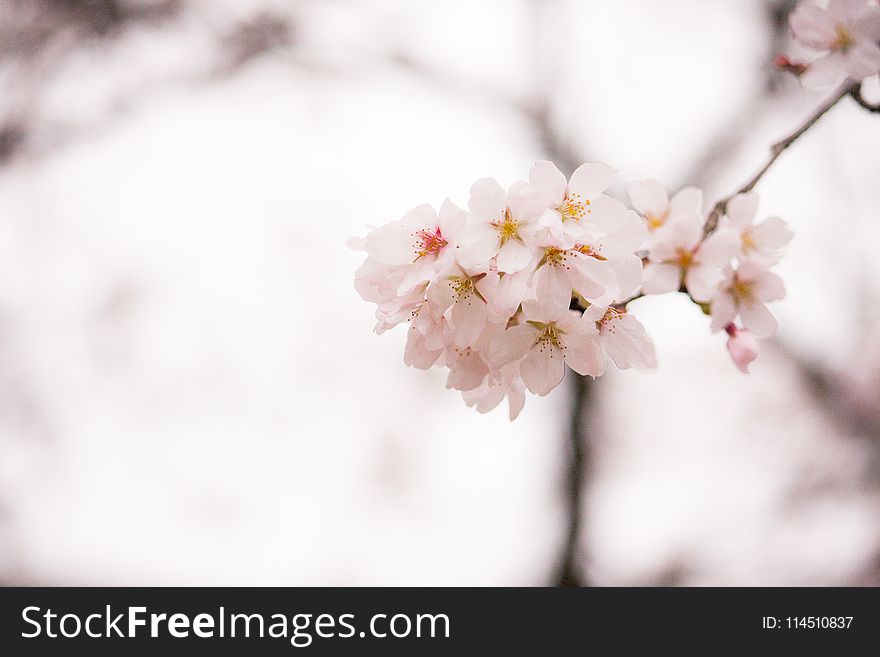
725,323,758,374
774,54,807,75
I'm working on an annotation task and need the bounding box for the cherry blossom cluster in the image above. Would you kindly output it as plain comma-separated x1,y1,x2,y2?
785,0,880,88
350,162,792,420
632,182,792,374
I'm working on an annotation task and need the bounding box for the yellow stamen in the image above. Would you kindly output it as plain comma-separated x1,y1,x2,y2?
831,24,855,50
559,193,590,222
645,213,666,230
732,277,753,302
493,208,520,245
575,244,607,261
675,247,694,269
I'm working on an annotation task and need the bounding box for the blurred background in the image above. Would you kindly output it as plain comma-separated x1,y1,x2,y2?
1,0,879,586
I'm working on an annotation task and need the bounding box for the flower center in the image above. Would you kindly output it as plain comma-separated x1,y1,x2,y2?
740,229,757,253
831,24,855,50
575,243,608,261
599,307,622,327
450,273,486,303
645,212,666,230
492,208,520,245
674,247,695,269
558,192,590,222
731,277,754,302
414,227,448,260
528,321,565,351
542,246,567,267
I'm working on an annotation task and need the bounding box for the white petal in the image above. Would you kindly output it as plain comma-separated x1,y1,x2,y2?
725,192,758,229
458,223,499,269
529,160,567,205
753,269,786,302
522,296,566,323
535,265,575,316
844,41,880,79
753,217,793,249
801,52,847,89
601,314,657,370
641,263,681,295
488,324,537,366
508,383,526,421
566,253,608,301
563,332,605,377
567,162,616,199
496,239,533,273
404,326,442,369
520,345,566,396
740,299,778,337
426,278,456,318
508,180,547,221
789,3,836,49
626,179,668,218
853,6,880,40
829,0,867,24
666,186,703,228
710,291,737,333
446,352,489,391
365,221,419,265
437,197,468,242
468,178,507,220
697,229,739,267
685,264,724,303
451,297,488,347
609,254,644,302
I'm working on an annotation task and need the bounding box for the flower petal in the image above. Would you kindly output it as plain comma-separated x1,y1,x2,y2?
740,299,778,337
468,177,507,220
488,324,537,366
529,160,567,206
641,262,681,295
567,162,616,199
627,179,668,218
520,345,566,396
790,3,836,49
496,238,533,273
725,192,758,229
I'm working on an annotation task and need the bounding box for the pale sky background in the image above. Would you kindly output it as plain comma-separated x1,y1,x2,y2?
1,0,879,586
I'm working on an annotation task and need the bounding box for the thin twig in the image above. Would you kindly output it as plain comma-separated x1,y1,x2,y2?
616,79,865,311
702,79,859,235
849,85,880,113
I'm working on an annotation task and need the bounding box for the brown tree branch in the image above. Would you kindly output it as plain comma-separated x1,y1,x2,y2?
702,79,859,235
849,85,880,113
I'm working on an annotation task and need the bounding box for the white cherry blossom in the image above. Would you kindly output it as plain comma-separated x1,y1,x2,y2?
459,178,542,273
710,262,787,337
584,305,657,370
643,223,739,302
489,299,604,396
722,192,793,266
627,179,703,244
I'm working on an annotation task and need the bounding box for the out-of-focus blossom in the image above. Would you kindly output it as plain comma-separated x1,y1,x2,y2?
789,0,880,88
642,223,739,302
722,192,793,266
710,261,787,337
627,179,703,244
